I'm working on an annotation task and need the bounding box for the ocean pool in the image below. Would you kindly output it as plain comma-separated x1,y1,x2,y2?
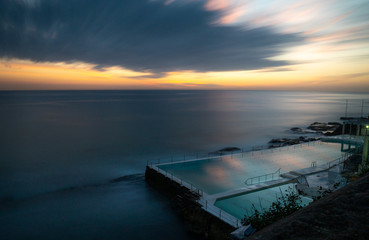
158,141,341,221
159,142,342,195
214,183,313,220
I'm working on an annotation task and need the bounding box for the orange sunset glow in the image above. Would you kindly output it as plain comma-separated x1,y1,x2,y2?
1,57,368,91
1,0,369,91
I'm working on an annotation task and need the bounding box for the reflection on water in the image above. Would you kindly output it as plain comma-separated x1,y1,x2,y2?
160,142,342,194
214,183,313,220
0,90,367,239
222,156,244,170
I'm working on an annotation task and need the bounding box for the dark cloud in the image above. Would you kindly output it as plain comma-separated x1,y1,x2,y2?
0,0,302,73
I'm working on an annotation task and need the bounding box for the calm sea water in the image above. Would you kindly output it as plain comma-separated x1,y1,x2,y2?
0,90,368,239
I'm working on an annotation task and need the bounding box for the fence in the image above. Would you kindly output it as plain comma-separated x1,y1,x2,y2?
151,165,204,196
148,164,243,227
244,168,281,185
146,140,339,228
326,153,351,168
148,140,324,168
198,198,242,228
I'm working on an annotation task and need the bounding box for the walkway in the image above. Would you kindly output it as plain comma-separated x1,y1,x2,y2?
207,178,294,204
207,155,348,205
322,134,364,145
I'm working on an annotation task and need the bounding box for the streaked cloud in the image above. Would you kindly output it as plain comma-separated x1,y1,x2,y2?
0,0,301,74
0,0,368,91
205,0,230,11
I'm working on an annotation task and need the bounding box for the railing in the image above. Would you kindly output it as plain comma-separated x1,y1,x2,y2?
244,168,281,185
327,153,351,168
147,140,324,168
151,166,204,196
149,165,241,227
199,198,242,228
146,140,332,228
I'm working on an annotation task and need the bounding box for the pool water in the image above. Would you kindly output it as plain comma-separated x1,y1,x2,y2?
214,183,313,220
159,142,342,194
158,142,341,220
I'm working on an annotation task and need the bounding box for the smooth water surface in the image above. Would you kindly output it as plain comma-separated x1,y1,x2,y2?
0,90,367,239
214,184,313,220
159,142,342,194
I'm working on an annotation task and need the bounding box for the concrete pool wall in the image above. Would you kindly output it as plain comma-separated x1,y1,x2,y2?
147,141,347,227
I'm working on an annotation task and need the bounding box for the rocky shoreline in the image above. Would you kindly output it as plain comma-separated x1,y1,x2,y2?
212,122,343,151
146,121,365,239
268,122,342,148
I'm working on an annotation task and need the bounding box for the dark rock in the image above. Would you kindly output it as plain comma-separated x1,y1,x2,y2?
324,125,343,136
308,122,328,131
218,147,241,152
268,136,320,149
212,147,241,155
269,144,283,148
269,138,288,143
290,127,317,134
307,122,342,135
327,122,342,126
307,138,320,142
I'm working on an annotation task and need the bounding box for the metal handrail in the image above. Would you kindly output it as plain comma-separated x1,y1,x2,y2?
327,153,351,168
244,168,281,185
152,166,241,227
148,140,324,167
200,198,241,227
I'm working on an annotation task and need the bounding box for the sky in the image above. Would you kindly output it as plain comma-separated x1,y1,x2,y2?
0,0,369,91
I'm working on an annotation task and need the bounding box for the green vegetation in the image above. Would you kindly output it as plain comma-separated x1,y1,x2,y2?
242,187,303,229
358,162,369,176
358,137,369,176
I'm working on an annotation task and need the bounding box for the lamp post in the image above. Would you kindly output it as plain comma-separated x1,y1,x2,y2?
362,125,369,173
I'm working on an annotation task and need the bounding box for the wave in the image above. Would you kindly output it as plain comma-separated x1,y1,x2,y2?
0,173,145,209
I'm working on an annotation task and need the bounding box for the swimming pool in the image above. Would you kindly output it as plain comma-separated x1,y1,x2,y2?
214,183,313,220
159,142,342,195
157,141,342,221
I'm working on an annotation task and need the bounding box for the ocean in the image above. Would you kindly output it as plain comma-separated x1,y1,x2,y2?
0,90,367,239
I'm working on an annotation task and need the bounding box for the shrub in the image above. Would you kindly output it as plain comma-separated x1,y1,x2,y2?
241,187,303,229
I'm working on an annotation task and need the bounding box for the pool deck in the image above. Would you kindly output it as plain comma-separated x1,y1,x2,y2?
322,134,364,145
147,141,349,228
147,162,345,228
206,162,343,204
207,178,294,204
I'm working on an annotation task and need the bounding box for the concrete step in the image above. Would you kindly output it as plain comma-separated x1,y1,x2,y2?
280,172,300,179
208,178,294,203
290,166,327,176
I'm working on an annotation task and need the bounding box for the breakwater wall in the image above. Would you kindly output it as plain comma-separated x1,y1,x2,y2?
145,166,235,240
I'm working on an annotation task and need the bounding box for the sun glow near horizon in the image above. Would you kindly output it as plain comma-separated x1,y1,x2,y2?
0,0,369,91
1,57,368,91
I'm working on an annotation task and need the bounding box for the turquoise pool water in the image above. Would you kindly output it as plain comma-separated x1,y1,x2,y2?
214,183,313,220
159,142,342,195
158,142,340,220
